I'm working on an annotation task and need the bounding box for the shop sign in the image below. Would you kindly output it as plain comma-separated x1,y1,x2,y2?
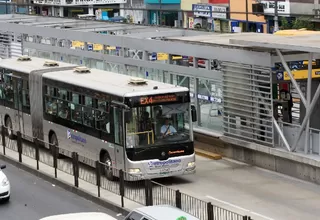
212,6,227,19
261,1,290,15
192,4,212,18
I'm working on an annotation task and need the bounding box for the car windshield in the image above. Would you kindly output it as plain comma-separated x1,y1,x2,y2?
126,103,189,148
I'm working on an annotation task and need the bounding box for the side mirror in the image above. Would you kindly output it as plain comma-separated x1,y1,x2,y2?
191,105,197,122
125,110,132,123
0,164,6,169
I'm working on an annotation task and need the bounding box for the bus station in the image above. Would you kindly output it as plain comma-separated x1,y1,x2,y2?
1,14,320,185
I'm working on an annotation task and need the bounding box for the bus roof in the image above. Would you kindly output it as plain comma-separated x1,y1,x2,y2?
134,205,199,220
39,212,117,220
0,57,77,73
42,67,189,97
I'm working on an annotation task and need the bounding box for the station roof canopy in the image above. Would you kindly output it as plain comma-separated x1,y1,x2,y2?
0,14,212,39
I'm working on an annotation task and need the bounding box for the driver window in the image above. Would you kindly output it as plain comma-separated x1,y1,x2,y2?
125,211,144,220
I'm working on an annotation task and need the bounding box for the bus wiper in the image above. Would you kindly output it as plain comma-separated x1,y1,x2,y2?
134,145,159,155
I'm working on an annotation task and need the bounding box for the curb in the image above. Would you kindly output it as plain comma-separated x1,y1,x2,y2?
195,148,222,160
0,154,130,216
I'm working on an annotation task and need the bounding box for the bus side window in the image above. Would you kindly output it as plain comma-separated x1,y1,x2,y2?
22,79,30,108
70,103,83,124
113,107,123,145
95,110,110,133
83,96,94,127
3,75,13,103
45,96,58,115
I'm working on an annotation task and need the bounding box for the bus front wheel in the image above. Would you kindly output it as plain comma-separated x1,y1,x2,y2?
101,153,114,181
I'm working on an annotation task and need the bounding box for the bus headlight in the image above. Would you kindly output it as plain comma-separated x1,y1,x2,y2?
187,162,195,167
129,168,141,173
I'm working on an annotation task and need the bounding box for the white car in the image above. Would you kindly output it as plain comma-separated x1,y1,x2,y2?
39,212,118,220
0,164,10,202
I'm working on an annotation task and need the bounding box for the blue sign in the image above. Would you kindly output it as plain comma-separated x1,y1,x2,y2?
67,130,87,144
192,4,212,18
148,159,181,168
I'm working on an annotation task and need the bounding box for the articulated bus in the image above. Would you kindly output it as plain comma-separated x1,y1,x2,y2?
0,56,197,180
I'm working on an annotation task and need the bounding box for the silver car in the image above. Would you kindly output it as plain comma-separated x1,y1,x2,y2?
124,205,199,220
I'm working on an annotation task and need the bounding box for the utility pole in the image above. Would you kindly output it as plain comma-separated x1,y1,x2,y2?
245,0,249,32
274,0,279,32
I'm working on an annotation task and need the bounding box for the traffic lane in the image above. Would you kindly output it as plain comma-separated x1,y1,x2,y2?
158,156,320,220
0,159,124,220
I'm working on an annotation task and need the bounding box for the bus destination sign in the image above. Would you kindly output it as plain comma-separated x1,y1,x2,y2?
140,94,177,105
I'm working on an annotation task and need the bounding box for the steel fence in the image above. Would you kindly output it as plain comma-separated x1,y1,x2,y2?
0,125,252,220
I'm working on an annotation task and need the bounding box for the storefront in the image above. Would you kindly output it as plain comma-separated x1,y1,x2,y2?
189,4,229,32
191,4,212,30
229,0,267,33
261,0,290,33
211,5,229,32
145,0,181,26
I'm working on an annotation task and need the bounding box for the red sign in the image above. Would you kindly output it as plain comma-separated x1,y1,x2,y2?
139,94,177,105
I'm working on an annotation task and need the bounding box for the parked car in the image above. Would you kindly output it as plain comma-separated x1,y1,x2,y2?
39,212,117,220
0,164,10,202
124,205,200,220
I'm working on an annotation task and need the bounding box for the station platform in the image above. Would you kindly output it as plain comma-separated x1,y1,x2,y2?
194,131,320,187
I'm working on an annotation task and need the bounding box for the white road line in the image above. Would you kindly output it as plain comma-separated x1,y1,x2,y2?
205,195,274,220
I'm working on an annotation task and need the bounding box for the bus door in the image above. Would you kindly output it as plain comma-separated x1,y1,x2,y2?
113,106,125,171
12,76,24,134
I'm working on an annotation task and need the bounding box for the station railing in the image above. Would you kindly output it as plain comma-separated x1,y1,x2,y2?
0,125,253,220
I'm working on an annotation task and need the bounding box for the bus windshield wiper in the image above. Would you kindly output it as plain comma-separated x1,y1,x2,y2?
133,145,159,155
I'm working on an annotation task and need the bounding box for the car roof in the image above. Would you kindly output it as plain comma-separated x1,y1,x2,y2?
134,205,199,220
39,212,117,220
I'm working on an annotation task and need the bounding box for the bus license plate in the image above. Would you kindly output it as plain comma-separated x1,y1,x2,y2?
160,168,170,175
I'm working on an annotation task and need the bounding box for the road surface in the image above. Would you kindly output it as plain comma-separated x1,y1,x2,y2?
0,159,123,220
157,155,320,220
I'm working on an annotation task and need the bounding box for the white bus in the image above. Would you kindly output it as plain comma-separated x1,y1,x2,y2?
0,56,197,180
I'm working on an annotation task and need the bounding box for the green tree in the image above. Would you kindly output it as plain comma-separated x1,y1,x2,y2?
280,16,314,30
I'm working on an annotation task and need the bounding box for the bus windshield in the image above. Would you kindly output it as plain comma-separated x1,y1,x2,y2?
126,103,189,148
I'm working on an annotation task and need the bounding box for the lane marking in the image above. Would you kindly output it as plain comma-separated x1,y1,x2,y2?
205,195,274,220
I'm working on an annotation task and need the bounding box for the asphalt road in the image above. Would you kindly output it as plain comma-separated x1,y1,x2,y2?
157,156,320,220
0,159,124,220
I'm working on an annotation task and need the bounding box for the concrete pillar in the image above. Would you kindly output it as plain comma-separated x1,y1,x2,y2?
88,5,94,15
59,7,64,17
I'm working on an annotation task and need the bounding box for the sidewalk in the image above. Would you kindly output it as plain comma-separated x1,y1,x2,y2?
195,141,222,160
0,145,143,213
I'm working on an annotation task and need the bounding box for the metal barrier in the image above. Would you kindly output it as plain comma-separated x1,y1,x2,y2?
0,125,252,220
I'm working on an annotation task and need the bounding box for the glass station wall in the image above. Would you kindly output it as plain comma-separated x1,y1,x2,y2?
31,51,223,135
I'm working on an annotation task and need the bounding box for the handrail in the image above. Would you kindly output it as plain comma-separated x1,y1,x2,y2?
127,130,154,144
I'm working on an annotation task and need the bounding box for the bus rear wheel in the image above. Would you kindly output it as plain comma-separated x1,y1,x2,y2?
49,132,60,157
102,153,114,181
5,117,14,139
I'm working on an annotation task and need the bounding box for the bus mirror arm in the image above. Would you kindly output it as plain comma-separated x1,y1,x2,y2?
191,105,197,122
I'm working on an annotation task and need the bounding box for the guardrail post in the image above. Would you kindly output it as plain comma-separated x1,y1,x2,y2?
144,179,153,206
175,190,182,209
243,216,250,220
34,138,39,170
72,152,79,187
149,179,153,206
17,131,22,162
95,161,101,198
207,202,214,220
52,144,58,178
1,125,6,155
119,169,124,207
